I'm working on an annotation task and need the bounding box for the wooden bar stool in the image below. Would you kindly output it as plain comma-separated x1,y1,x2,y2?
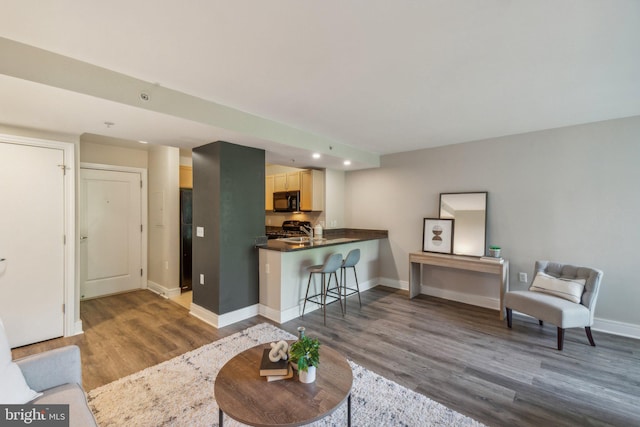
339,249,362,313
302,253,344,325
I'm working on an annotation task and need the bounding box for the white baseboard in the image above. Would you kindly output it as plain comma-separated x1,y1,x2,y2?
378,277,407,290
147,281,181,299
190,303,259,328
357,278,380,292
72,320,84,336
189,303,218,327
259,301,326,325
259,278,380,324
258,304,283,324
378,277,500,311
421,285,500,311
593,318,640,340
219,304,259,328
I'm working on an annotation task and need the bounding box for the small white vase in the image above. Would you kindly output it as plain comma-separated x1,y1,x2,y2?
298,366,316,383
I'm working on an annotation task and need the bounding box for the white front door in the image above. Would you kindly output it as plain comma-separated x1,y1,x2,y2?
0,142,65,348
80,168,142,299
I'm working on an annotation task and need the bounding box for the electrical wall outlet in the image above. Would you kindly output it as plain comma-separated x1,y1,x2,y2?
519,272,528,283
200,274,205,285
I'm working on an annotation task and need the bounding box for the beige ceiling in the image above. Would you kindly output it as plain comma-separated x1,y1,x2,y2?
1,1,639,169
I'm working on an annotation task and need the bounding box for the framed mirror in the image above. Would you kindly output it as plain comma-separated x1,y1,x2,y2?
439,192,487,257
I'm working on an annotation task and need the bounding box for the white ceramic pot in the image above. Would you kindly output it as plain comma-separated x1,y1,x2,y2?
298,366,316,383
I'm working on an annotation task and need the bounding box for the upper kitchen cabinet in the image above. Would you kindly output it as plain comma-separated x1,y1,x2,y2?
273,171,300,192
300,169,325,211
180,165,193,188
265,175,274,211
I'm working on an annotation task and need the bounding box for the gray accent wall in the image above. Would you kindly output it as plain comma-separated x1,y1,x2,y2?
345,115,640,329
192,141,265,315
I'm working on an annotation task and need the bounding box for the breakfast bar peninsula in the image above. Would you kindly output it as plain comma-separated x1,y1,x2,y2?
258,228,387,323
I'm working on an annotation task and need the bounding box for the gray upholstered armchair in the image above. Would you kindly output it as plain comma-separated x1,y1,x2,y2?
504,260,603,350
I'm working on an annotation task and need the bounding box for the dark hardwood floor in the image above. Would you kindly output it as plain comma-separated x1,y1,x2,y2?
11,291,265,391
12,287,640,426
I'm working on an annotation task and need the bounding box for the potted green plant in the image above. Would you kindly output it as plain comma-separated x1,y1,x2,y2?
489,245,501,258
289,335,320,383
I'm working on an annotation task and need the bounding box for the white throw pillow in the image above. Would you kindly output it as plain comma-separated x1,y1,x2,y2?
529,271,586,304
0,318,42,404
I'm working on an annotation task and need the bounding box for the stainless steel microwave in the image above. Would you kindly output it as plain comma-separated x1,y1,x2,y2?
273,191,300,212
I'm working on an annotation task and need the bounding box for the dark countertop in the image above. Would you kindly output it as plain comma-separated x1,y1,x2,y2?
258,228,388,252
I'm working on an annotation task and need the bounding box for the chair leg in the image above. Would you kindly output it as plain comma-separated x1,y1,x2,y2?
585,327,596,347
557,327,565,351
506,308,512,328
322,273,327,326
341,267,347,315
302,273,313,317
352,267,362,307
334,272,344,316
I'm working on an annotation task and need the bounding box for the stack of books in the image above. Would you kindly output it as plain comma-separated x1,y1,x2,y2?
259,348,293,382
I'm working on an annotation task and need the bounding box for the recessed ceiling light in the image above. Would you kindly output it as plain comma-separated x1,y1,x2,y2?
138,140,149,144
343,160,351,166
312,153,321,159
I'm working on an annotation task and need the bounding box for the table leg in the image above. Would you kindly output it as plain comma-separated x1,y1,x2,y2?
219,409,223,427
409,261,421,298
347,393,352,427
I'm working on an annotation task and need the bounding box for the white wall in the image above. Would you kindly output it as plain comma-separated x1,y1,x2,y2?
147,145,180,295
81,139,148,169
324,168,346,229
345,115,640,335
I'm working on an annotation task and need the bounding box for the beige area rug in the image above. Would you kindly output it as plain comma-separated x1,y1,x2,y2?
87,323,484,426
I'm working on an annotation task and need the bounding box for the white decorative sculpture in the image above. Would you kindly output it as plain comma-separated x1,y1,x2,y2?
269,340,289,362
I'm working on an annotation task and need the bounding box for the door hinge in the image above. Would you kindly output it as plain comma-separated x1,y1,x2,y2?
140,268,143,277
63,235,66,245
62,303,65,313
58,164,69,175
141,224,143,232
140,180,143,188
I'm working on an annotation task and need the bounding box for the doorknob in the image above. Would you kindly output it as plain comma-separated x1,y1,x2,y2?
0,258,5,262
80,236,88,241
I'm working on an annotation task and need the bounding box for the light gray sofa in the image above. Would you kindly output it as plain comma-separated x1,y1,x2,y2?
15,345,98,427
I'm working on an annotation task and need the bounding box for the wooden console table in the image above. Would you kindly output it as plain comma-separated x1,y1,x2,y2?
409,252,509,320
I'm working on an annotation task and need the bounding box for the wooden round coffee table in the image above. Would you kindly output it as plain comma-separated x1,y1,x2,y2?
215,342,353,427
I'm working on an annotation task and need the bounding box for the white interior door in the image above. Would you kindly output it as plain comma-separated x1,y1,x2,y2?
80,168,142,299
0,142,65,348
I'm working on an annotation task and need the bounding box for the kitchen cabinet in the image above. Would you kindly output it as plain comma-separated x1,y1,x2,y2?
265,175,274,211
179,165,193,188
273,172,300,192
258,237,382,324
300,169,324,211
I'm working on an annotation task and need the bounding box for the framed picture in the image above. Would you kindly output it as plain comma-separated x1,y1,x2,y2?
422,218,454,254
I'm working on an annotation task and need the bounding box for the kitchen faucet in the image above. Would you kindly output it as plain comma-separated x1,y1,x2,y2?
300,224,313,238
